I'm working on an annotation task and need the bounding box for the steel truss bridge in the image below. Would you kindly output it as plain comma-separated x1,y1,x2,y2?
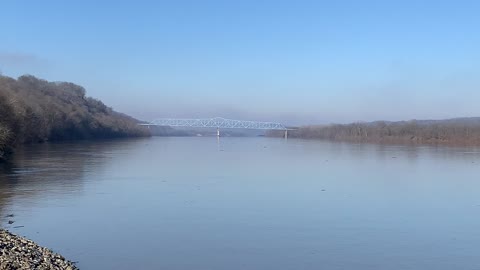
140,117,292,137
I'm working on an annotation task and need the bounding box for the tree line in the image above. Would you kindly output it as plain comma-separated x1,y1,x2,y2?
0,74,149,161
268,119,480,145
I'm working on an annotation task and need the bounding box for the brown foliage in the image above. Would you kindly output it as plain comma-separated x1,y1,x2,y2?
0,74,149,160
268,120,480,146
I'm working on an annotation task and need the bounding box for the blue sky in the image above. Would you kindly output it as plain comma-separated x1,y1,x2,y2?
1,0,479,124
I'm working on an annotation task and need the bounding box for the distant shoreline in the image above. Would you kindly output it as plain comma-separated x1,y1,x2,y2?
268,119,480,147
281,136,480,148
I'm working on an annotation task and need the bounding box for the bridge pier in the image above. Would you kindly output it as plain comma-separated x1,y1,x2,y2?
284,129,288,139
217,128,220,137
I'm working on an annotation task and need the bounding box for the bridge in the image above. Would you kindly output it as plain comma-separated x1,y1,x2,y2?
140,117,292,138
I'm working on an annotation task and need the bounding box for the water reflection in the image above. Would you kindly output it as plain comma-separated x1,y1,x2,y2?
1,137,480,270
0,139,145,222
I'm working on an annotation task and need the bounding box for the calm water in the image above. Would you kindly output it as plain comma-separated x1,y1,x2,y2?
1,137,480,270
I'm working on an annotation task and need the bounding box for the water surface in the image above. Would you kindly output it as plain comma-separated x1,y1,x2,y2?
1,137,480,270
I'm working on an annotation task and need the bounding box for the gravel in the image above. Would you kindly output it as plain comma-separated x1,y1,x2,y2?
0,229,79,270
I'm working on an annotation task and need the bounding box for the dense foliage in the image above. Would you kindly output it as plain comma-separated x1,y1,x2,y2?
0,75,149,160
269,119,480,145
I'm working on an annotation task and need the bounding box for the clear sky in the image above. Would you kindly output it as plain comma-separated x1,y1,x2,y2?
1,0,479,124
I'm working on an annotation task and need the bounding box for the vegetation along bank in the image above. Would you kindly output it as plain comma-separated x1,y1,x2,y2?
0,74,150,161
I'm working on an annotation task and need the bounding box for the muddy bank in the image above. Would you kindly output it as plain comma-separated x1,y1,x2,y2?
0,229,78,270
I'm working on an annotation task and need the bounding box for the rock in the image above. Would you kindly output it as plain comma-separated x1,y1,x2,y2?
0,229,79,270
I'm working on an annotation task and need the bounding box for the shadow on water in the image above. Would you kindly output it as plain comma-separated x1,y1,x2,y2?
0,138,149,224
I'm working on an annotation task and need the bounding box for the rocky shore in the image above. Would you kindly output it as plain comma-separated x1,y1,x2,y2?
0,229,78,270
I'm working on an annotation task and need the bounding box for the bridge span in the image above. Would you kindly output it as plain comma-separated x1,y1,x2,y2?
140,117,293,138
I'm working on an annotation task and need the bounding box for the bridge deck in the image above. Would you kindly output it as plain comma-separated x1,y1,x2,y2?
141,117,293,130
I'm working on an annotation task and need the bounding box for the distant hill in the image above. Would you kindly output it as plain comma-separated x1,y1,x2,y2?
414,117,480,125
268,117,480,145
369,117,480,126
0,74,150,161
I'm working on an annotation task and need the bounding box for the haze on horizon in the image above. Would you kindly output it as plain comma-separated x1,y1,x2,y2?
1,1,479,125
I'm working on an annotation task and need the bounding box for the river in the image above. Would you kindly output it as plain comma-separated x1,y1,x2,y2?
1,137,480,270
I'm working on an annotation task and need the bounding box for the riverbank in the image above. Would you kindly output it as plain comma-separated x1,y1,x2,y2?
0,74,150,163
268,118,480,146
0,229,78,270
